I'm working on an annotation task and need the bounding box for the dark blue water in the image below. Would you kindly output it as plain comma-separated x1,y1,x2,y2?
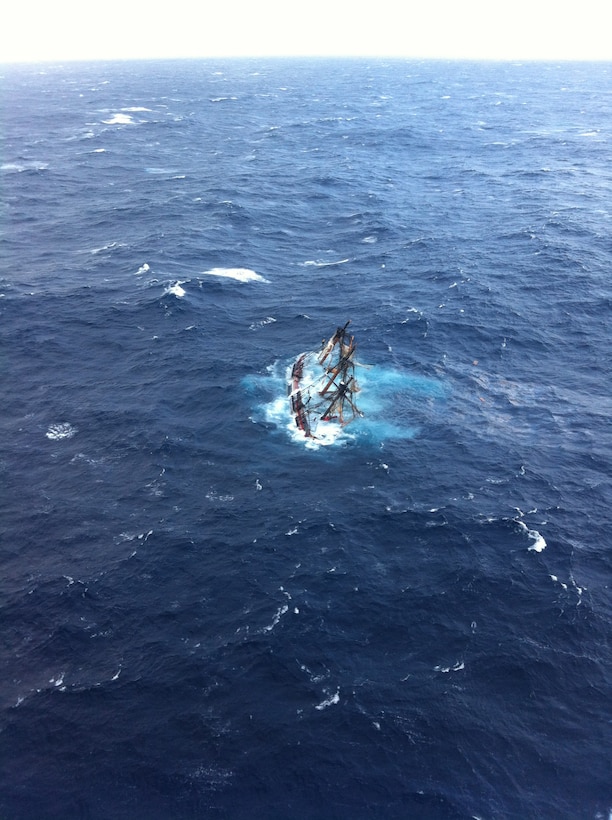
1,58,611,819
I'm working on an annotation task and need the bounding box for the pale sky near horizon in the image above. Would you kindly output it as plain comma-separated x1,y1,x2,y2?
2,0,612,64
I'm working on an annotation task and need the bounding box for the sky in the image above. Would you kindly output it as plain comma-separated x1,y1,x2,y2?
2,0,612,63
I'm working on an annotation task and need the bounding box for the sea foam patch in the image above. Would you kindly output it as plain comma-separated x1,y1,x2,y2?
201,267,269,283
302,258,350,268
511,507,547,552
46,422,77,440
165,281,187,298
248,357,432,450
517,519,547,552
103,113,135,125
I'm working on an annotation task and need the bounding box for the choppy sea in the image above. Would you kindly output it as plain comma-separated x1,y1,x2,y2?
1,58,611,819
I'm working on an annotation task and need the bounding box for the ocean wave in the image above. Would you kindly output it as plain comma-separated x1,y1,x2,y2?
1,161,48,173
102,113,135,125
164,281,187,298
301,258,350,268
200,267,270,283
2,58,610,820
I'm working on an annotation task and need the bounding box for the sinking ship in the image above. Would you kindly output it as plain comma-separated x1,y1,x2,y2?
288,321,364,442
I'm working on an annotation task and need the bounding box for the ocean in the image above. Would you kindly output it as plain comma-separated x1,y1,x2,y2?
1,58,610,819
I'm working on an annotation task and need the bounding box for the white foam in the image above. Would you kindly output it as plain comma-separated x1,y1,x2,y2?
300,663,327,684
249,316,276,330
201,267,269,283
302,258,350,268
205,490,234,503
516,520,547,551
2,161,48,172
165,281,186,298
255,356,431,449
135,263,150,275
116,530,153,543
434,661,464,673
315,689,340,710
528,531,547,552
103,113,134,125
263,604,289,633
46,422,77,440
90,241,126,255
302,420,346,449
70,452,103,466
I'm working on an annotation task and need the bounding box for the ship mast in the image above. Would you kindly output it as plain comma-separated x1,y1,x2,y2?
317,321,361,426
288,321,364,440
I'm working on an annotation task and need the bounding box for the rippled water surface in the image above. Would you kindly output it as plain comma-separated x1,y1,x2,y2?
1,58,611,819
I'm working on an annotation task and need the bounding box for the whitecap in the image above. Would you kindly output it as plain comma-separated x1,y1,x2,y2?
201,267,269,283
516,519,547,551
135,263,150,275
263,604,289,632
89,241,125,255
315,689,340,710
205,490,234,503
116,530,153,543
434,661,464,673
103,113,134,125
528,532,547,552
165,281,186,298
249,316,276,330
301,258,350,268
46,422,77,440
2,161,48,173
